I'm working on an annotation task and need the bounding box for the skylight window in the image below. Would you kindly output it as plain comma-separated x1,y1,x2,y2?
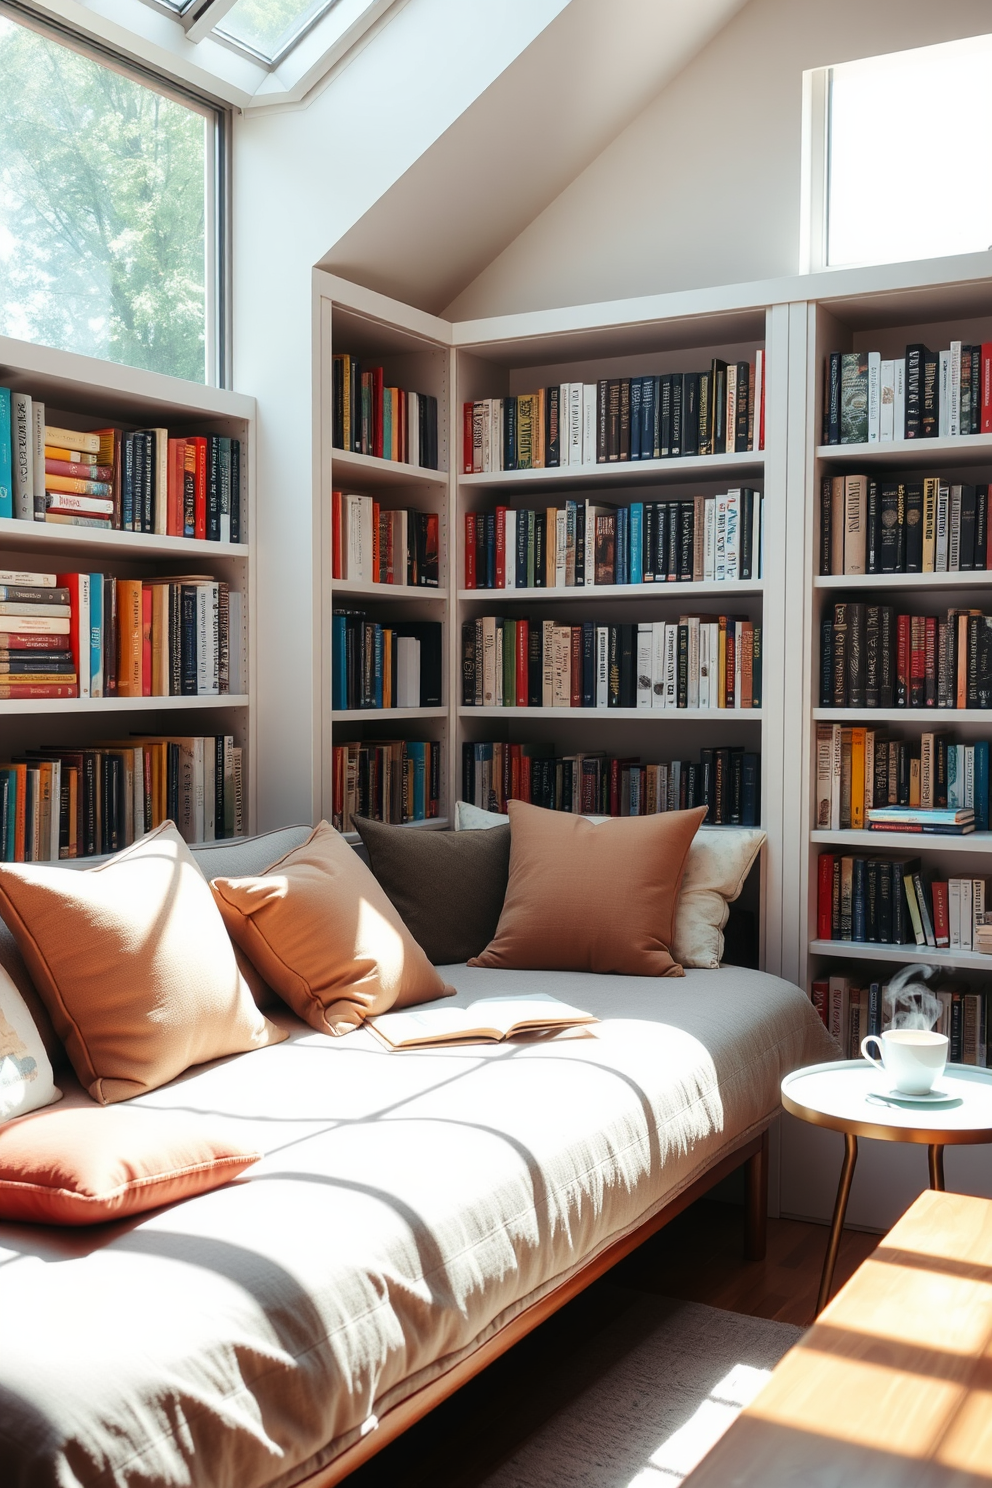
215,0,338,63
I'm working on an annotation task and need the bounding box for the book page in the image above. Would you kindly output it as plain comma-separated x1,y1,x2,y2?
465,994,597,1037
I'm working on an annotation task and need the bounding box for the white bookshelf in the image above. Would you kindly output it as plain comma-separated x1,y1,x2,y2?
458,580,764,603
459,450,763,492
0,333,255,852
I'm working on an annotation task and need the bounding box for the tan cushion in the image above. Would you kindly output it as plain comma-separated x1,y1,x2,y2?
210,820,453,1036
673,828,766,970
469,800,705,976
0,822,286,1105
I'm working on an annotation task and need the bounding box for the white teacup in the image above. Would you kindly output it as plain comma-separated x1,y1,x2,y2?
861,1029,948,1096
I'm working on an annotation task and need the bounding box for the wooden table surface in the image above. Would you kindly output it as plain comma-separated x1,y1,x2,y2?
683,1188,992,1487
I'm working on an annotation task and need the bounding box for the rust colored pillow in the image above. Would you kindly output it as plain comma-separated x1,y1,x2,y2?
469,800,706,976
0,822,286,1105
0,1106,261,1225
210,820,453,1036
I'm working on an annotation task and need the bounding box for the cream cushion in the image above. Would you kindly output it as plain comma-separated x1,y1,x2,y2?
454,801,764,970
0,964,60,1124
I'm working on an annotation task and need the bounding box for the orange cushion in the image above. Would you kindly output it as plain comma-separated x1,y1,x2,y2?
210,820,453,1036
0,822,286,1105
469,800,706,976
0,1106,261,1225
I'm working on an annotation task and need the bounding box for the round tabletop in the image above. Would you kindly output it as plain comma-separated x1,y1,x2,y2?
781,1060,992,1145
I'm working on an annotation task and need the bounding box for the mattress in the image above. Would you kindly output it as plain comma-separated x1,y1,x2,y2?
0,964,835,1488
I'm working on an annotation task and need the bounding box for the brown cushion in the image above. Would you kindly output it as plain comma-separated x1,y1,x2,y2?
0,1106,261,1225
352,817,510,964
210,820,453,1036
469,800,706,976
0,822,286,1105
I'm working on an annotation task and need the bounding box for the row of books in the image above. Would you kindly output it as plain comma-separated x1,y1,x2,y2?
461,615,762,711
461,742,761,825
811,975,987,1065
821,603,992,710
330,355,439,469
823,342,992,444
331,614,441,712
330,493,440,586
331,739,441,832
463,355,766,471
464,491,762,590
816,852,990,952
815,722,990,832
0,736,243,861
0,396,243,539
820,474,989,575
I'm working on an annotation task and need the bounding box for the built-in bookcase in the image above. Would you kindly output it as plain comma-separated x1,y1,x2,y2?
314,275,451,841
0,333,255,849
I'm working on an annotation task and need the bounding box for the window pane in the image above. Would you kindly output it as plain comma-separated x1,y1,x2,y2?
216,0,337,61
0,18,211,382
828,35,992,269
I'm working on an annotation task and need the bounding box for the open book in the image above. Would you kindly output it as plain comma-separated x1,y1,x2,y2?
367,994,598,1049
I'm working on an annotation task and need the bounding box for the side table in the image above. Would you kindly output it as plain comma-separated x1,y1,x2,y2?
781,1059,992,1313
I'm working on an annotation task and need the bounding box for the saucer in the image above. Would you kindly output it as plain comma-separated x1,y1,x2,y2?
866,1086,957,1108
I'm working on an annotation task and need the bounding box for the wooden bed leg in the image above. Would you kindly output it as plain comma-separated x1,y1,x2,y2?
744,1131,769,1262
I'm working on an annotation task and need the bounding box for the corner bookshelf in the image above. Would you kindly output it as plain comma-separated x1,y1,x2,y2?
0,333,255,850
313,273,452,842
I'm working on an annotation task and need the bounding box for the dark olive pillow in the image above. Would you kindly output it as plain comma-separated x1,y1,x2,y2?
351,818,510,965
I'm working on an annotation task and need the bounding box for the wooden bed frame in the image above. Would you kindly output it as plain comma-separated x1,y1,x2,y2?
294,1126,770,1488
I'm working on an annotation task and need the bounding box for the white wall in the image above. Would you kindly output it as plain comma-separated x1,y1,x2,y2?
231,0,571,828
443,0,992,320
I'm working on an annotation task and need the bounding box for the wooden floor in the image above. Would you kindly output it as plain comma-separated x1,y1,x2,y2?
342,1200,881,1488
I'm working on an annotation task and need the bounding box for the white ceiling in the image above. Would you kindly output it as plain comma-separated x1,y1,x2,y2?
321,0,748,314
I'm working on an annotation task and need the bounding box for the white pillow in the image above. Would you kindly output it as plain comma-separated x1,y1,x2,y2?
0,963,61,1123
454,801,764,969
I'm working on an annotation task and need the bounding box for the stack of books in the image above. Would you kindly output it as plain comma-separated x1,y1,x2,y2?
823,341,992,443
820,473,989,575
462,615,760,710
332,614,441,711
810,974,987,1064
0,569,76,698
817,851,989,947
331,355,439,468
462,742,760,824
464,490,762,588
0,393,243,539
821,603,992,709
815,725,989,832
331,495,439,585
463,354,765,470
0,735,243,860
332,739,441,831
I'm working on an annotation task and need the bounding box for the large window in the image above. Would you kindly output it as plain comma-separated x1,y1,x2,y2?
823,34,992,270
0,15,223,383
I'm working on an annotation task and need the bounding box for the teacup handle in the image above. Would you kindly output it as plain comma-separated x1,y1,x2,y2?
861,1035,884,1070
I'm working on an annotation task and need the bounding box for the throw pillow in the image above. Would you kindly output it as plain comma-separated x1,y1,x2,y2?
352,816,511,964
0,964,60,1124
0,1106,261,1225
455,802,764,969
469,800,705,976
210,820,454,1035
0,822,286,1105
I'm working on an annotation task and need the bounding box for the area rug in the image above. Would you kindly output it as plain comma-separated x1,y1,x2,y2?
477,1298,803,1487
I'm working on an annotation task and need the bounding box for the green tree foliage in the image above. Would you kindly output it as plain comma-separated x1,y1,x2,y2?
0,18,207,382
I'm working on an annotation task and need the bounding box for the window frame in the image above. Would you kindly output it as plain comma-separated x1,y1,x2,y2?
0,0,231,386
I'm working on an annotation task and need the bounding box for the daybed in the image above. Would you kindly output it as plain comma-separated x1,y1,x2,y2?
0,826,836,1488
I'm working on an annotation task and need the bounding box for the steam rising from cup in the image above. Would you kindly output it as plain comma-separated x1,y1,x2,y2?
882,964,943,1032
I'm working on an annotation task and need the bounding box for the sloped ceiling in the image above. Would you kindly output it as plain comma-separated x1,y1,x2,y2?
320,0,748,314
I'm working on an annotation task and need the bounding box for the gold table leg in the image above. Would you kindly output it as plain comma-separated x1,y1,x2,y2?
817,1131,858,1316
929,1144,945,1191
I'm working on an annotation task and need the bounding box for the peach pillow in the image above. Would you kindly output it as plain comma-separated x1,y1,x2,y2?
0,822,285,1105
210,820,453,1036
469,800,706,976
0,1106,261,1225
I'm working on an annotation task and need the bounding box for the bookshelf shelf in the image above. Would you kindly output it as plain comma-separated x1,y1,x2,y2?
459,450,764,493
331,707,446,721
332,578,443,602
0,518,247,563
811,829,992,854
0,694,249,717
331,447,447,492
809,938,992,970
457,580,764,603
813,708,992,723
817,434,992,468
458,706,762,721
814,571,991,591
